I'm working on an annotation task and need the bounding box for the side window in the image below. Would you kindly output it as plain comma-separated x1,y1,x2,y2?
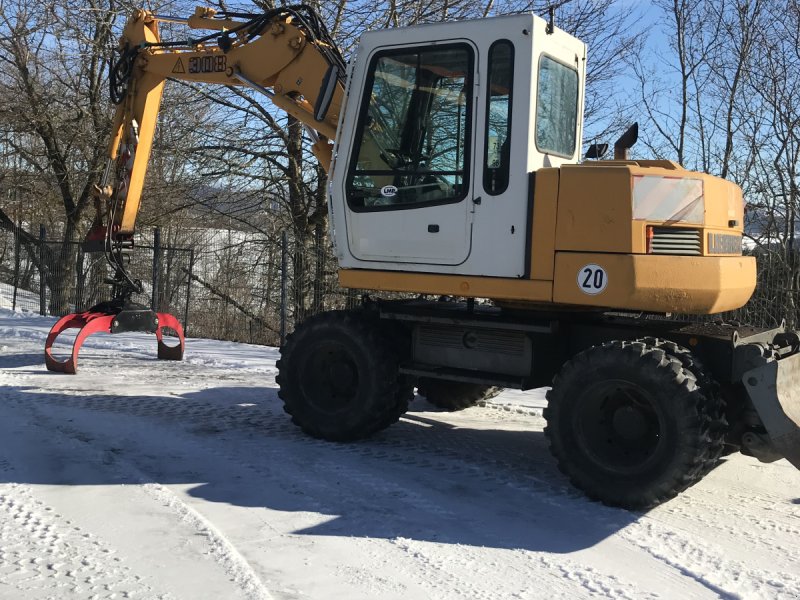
346,44,474,211
484,40,514,196
535,55,578,158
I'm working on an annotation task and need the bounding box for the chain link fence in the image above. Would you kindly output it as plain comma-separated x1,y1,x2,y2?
0,223,192,325
2,223,800,346
0,223,356,347
720,250,800,330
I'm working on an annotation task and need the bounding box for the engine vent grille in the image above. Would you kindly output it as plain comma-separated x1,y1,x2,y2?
416,326,527,355
413,324,532,376
650,227,702,255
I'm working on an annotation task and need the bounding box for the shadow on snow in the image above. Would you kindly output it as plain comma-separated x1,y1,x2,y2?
0,380,642,554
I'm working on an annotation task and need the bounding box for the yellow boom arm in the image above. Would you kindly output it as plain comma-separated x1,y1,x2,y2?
98,6,345,236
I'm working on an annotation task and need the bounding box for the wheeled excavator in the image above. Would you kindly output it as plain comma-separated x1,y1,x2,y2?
47,4,800,509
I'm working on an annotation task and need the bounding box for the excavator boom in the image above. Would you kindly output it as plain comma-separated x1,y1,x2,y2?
102,5,345,237
49,5,346,373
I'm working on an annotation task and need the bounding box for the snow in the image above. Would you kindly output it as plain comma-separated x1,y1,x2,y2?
1,306,799,599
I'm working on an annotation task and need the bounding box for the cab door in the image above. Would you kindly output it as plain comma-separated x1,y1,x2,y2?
341,42,476,266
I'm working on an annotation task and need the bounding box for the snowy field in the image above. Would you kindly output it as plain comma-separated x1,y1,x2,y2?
1,306,799,599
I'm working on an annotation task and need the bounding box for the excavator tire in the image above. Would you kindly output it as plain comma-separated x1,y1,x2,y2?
416,378,500,411
544,340,723,510
639,337,729,465
277,310,413,442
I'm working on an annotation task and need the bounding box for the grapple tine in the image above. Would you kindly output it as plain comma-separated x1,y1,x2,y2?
155,312,185,361
44,313,114,374
45,314,87,374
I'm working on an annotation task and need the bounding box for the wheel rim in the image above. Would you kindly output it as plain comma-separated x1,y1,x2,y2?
572,379,666,475
300,340,360,414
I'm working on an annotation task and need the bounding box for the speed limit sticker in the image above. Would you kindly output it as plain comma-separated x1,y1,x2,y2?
577,264,608,295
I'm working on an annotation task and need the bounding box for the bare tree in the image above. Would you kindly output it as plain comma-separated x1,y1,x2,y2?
0,1,149,313
631,0,800,327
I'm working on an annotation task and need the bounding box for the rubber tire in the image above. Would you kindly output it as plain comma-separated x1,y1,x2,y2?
544,340,721,510
276,310,413,441
416,378,500,411
639,337,728,466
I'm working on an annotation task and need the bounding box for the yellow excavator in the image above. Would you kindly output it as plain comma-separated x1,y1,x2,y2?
46,4,800,509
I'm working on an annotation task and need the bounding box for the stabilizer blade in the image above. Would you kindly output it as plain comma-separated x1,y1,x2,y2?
743,353,800,470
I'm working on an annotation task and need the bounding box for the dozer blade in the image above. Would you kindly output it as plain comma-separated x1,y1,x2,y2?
44,307,186,374
743,352,800,470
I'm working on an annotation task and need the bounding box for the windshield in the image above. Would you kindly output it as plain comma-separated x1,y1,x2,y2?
347,44,473,210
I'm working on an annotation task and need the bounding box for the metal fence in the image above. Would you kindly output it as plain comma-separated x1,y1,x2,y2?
0,224,355,347
2,222,800,346
0,224,192,325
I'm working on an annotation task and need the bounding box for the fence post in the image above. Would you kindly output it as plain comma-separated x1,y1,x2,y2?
12,222,21,311
75,246,85,311
280,230,288,346
184,248,194,337
38,224,46,315
151,226,161,311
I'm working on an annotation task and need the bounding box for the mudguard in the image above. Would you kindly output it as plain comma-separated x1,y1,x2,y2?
742,352,800,469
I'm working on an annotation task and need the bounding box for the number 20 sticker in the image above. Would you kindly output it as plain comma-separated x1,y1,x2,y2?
577,264,608,295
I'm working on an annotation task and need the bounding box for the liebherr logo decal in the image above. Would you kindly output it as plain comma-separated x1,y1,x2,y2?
707,233,742,255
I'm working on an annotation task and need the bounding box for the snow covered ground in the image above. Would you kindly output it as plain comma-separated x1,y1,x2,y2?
1,307,799,600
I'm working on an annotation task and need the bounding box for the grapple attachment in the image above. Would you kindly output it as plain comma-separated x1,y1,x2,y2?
44,301,185,374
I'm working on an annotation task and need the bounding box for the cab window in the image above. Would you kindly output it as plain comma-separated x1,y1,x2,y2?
347,44,474,211
535,55,578,158
484,40,514,195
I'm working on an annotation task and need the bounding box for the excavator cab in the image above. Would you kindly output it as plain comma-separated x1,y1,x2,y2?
331,14,585,272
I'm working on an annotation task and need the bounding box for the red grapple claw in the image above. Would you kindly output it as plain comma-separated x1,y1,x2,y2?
44,308,185,374
155,312,185,360
44,312,115,374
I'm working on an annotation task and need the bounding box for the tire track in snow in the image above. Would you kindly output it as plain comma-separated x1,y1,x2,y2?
6,355,799,599
658,491,800,568
692,483,800,520
619,518,800,599
384,537,654,600
139,483,274,600
12,397,275,600
0,482,163,599
11,388,676,599
0,409,164,599
183,415,655,600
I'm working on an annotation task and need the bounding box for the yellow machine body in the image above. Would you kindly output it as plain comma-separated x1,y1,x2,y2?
340,160,754,314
